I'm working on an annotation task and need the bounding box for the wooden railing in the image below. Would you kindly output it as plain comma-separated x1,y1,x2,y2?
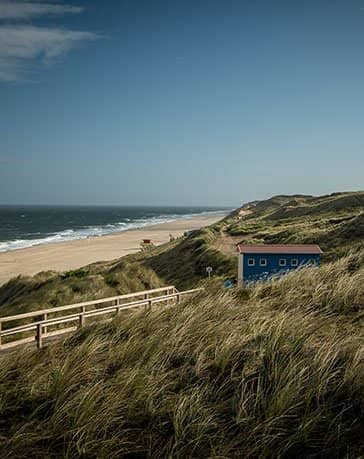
0,286,203,350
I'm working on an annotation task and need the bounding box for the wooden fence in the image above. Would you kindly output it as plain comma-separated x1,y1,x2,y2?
0,286,203,350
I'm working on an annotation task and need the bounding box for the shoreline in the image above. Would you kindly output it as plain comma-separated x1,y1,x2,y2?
0,209,230,253
0,211,227,286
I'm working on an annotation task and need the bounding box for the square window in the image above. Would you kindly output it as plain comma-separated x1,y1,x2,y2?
291,259,298,267
279,258,286,267
260,258,267,267
247,258,255,266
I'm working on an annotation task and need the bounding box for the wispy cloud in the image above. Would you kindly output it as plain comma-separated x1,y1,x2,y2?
0,1,83,20
0,1,98,82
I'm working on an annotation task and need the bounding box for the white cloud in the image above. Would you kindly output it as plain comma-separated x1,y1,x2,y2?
0,1,83,20
0,25,95,60
0,1,97,81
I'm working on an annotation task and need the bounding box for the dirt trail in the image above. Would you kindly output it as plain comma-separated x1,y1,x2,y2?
214,233,242,257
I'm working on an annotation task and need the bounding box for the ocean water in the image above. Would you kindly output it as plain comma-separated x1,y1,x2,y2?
0,206,229,253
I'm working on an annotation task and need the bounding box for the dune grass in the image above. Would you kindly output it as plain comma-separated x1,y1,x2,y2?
0,259,163,318
0,252,363,458
222,192,364,261
0,192,363,456
1,191,362,318
251,249,364,315
143,227,236,289
0,227,235,317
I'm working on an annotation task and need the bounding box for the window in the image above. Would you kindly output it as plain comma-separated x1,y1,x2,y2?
260,258,267,267
247,258,255,266
279,258,286,267
291,258,298,267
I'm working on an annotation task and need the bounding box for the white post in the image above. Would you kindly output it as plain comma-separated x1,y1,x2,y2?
43,313,48,335
79,306,86,327
238,254,244,287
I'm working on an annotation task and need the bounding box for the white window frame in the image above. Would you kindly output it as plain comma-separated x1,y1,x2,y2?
291,258,298,267
247,258,255,267
279,258,287,267
260,258,267,267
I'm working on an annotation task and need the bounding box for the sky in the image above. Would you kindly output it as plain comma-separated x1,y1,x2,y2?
0,0,363,207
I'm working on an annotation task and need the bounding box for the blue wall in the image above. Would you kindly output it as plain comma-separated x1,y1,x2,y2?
242,253,321,283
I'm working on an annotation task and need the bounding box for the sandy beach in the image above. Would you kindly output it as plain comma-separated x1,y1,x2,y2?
0,212,227,286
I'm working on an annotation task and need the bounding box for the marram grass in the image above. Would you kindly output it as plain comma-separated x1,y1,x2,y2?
0,252,363,458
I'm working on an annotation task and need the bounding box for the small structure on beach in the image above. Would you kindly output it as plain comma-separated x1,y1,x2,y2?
237,244,323,286
140,239,154,251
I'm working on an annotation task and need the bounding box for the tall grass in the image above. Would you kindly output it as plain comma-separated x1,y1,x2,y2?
0,253,363,457
144,227,236,289
251,249,364,315
0,259,163,317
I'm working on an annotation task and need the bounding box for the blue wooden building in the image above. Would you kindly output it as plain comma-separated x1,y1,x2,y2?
237,244,323,286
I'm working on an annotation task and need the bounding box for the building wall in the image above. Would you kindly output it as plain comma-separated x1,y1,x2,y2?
240,253,321,284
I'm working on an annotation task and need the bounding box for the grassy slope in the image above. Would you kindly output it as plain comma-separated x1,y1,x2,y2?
0,258,164,318
0,227,235,317
0,191,363,456
225,191,364,260
0,251,363,457
143,226,236,289
0,191,362,317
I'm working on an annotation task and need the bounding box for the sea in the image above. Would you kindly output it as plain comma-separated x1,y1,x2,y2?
0,206,230,253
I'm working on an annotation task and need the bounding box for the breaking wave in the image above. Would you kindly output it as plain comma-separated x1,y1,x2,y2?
0,211,226,253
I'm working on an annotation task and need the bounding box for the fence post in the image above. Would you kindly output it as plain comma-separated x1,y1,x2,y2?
78,305,86,328
43,313,48,335
0,321,2,349
36,323,43,349
176,294,180,304
145,299,152,312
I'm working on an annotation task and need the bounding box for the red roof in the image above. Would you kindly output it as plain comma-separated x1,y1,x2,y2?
237,244,323,255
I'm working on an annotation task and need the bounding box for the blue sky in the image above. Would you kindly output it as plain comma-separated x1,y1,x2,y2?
0,0,363,206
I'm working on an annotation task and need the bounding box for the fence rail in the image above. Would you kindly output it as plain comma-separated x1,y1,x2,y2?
0,286,203,350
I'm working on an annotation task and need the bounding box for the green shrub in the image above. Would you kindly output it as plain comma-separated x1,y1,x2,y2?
104,273,119,287
61,268,88,279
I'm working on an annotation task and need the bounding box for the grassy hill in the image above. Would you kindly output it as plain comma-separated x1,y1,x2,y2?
0,250,363,457
0,191,363,456
225,191,364,260
0,191,362,317
0,227,235,317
